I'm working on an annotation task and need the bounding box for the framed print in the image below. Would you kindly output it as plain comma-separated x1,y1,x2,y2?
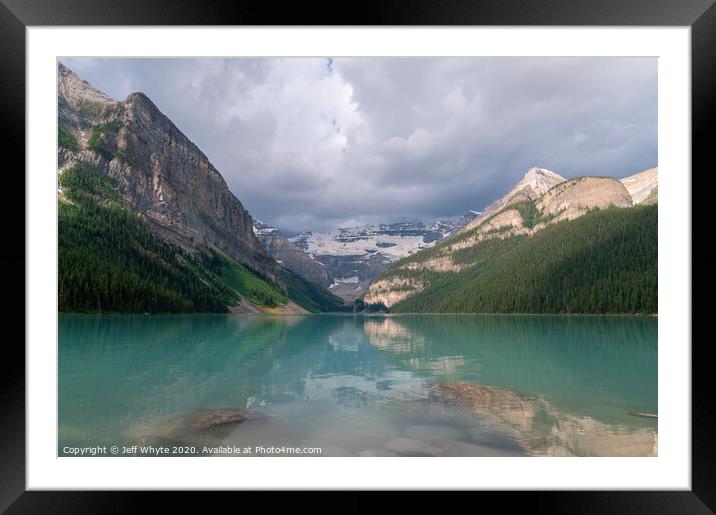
2,0,713,511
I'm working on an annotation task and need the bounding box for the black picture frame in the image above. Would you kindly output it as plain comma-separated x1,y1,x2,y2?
1,0,711,511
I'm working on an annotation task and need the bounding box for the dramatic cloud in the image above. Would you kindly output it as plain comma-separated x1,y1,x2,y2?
60,57,657,233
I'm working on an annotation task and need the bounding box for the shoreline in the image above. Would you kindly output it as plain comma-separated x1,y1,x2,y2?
58,311,658,318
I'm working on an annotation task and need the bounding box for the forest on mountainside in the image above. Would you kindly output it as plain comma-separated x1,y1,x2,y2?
386,204,657,314
58,163,346,313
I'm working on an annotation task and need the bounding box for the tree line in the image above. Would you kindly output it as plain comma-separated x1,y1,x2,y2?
388,204,657,314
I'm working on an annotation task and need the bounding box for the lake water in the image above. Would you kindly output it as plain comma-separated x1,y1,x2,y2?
59,314,657,457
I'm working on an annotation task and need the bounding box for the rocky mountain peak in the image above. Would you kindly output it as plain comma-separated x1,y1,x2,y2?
125,91,158,111
58,63,116,113
58,63,119,128
58,64,279,283
524,166,561,178
518,167,566,191
365,166,656,311
462,166,565,234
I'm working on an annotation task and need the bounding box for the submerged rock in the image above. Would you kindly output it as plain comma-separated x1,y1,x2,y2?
548,416,658,457
465,423,524,452
130,407,249,448
404,424,466,442
435,439,523,457
182,408,249,432
385,437,441,456
358,448,399,457
332,386,369,408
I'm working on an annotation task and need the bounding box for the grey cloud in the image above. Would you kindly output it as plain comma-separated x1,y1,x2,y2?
60,57,657,233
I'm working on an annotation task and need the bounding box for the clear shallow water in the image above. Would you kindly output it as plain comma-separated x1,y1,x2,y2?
59,314,657,457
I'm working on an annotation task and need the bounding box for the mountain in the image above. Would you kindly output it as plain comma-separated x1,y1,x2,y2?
57,63,345,314
620,167,658,205
460,167,565,234
285,213,479,301
447,210,482,235
253,220,333,288
364,167,657,314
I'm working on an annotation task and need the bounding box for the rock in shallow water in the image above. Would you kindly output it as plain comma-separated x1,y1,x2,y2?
404,424,466,442
385,437,442,456
465,422,524,451
435,439,523,457
183,408,248,432
131,407,249,447
358,448,399,457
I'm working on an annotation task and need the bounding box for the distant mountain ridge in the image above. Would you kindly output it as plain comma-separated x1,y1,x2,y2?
253,212,480,300
364,166,657,312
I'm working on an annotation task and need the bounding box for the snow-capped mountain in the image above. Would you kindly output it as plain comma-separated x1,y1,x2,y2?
252,219,281,236
284,213,479,300
291,222,447,260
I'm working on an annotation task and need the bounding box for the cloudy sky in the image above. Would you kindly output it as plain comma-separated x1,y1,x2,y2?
61,57,657,234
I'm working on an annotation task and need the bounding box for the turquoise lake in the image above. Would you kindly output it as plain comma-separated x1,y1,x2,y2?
59,314,658,457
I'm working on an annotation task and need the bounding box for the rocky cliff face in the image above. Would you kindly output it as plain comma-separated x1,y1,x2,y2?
620,167,658,204
253,220,332,288
58,63,117,128
536,176,633,222
58,63,278,282
365,166,655,309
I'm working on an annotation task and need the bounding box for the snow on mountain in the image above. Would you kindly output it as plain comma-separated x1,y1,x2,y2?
293,224,435,261
289,217,477,262
257,213,480,301
252,219,280,236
